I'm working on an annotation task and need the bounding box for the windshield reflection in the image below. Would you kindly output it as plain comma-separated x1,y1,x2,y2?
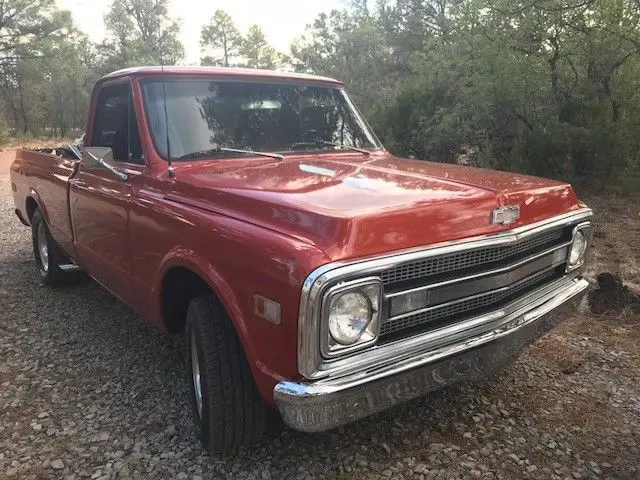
142,79,381,160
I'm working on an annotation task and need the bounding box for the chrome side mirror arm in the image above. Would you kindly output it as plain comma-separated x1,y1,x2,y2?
84,149,129,182
68,143,83,161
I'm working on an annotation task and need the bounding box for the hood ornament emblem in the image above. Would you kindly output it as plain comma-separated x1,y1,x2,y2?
492,205,520,225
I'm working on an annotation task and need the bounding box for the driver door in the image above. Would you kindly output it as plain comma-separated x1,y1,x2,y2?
69,81,144,305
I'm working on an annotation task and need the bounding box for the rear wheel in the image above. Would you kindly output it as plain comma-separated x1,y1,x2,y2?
185,294,266,453
31,208,79,287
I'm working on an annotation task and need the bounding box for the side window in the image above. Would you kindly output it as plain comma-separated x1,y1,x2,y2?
92,83,143,164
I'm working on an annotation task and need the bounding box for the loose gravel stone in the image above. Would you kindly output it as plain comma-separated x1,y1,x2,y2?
0,170,639,479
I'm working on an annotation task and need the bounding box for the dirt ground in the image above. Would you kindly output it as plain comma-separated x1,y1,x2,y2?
0,149,15,175
583,192,640,290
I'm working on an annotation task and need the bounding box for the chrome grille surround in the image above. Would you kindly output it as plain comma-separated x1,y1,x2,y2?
381,244,572,338
297,208,593,380
381,267,559,337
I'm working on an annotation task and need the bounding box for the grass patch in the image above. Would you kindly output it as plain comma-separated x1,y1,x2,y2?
534,335,599,375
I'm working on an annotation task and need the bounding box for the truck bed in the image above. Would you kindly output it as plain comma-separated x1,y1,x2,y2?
10,147,80,259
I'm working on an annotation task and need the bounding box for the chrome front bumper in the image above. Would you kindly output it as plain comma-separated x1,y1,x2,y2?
274,277,589,432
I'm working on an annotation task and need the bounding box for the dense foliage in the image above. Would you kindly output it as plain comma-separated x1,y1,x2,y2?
0,0,638,190
292,0,640,189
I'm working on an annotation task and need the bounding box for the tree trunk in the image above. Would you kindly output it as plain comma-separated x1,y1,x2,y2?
72,89,77,130
17,81,30,134
223,34,229,67
548,34,561,114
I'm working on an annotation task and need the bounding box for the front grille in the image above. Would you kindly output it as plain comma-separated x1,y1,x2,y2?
380,228,565,286
379,225,571,340
381,267,560,338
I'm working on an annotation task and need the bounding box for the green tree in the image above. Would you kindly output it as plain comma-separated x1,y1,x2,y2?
0,0,70,67
200,10,243,67
291,10,396,109
291,0,639,189
104,0,184,66
240,25,285,69
0,0,76,134
2,27,97,137
370,0,640,188
0,120,9,145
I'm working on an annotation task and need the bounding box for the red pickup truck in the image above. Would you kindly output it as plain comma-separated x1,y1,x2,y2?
10,66,592,453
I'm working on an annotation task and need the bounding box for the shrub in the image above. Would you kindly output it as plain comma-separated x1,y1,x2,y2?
0,121,9,147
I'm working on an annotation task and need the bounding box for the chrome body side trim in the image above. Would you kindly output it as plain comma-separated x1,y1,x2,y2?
278,276,589,432
298,208,593,380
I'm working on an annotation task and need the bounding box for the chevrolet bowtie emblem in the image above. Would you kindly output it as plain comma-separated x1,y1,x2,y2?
492,205,520,225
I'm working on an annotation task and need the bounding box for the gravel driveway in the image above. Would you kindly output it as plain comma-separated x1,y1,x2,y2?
1,170,639,480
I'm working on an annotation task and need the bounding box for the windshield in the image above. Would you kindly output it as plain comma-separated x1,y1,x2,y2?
141,78,381,160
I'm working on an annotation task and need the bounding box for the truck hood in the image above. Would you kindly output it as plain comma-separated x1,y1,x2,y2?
169,152,581,261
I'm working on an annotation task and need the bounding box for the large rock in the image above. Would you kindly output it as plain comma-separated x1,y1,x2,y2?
588,272,640,314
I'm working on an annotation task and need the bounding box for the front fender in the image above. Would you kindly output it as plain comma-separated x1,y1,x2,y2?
156,246,248,345
141,190,333,404
156,245,304,404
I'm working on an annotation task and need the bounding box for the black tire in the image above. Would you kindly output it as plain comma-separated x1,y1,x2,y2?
185,294,266,453
31,208,70,287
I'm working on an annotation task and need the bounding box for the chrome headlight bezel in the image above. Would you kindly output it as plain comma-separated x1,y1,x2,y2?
566,222,592,272
320,277,382,357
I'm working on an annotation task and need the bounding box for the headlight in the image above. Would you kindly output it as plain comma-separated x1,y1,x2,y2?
567,223,591,271
328,292,372,345
323,279,382,354
569,231,587,265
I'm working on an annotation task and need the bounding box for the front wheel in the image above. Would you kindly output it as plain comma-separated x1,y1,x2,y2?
185,294,266,453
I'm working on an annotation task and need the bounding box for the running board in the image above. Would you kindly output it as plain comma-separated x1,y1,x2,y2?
58,263,81,272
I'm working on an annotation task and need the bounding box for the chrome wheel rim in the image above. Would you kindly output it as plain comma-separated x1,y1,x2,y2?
190,330,203,419
37,223,49,272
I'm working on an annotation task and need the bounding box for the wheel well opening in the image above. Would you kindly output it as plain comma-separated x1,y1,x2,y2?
161,267,213,334
26,197,38,221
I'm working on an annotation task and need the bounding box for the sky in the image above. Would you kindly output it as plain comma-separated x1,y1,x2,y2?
56,0,343,64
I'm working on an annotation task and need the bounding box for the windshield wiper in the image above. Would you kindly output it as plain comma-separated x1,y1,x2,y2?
176,145,284,161
289,140,371,156
320,140,371,156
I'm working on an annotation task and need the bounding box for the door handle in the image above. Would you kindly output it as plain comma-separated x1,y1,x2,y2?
72,179,87,188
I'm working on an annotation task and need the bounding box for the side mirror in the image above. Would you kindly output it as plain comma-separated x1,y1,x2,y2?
82,147,114,169
79,146,128,181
